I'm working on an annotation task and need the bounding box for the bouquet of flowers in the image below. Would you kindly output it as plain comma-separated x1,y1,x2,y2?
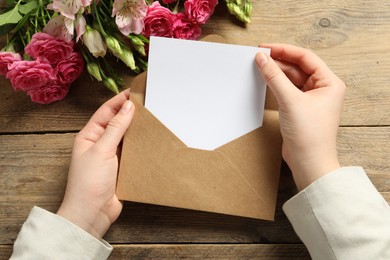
0,0,252,104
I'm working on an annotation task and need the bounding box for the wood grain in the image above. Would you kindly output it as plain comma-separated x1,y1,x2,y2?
0,244,310,259
108,244,311,259
0,127,389,245
1,0,390,133
338,126,390,178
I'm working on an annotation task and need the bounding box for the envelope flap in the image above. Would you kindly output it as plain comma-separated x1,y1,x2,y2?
125,97,186,149
117,100,280,220
217,110,282,216
118,129,276,219
129,71,147,104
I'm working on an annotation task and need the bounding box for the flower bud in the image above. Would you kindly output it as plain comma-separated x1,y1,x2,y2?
226,0,252,23
226,3,240,16
83,26,107,58
119,47,136,70
134,45,146,56
128,35,146,56
128,34,145,46
86,62,102,81
103,77,120,94
244,1,252,16
105,35,123,57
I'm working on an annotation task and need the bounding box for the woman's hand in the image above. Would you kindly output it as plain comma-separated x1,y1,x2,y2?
256,44,346,190
57,89,135,239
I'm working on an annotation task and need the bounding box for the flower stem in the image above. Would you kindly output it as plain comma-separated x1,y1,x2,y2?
45,7,52,20
99,0,111,16
39,0,47,27
93,0,108,37
18,30,26,47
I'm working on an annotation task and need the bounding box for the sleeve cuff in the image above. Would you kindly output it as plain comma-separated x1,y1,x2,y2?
283,166,390,259
11,206,112,259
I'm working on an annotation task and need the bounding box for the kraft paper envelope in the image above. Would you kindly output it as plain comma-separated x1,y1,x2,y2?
117,35,282,220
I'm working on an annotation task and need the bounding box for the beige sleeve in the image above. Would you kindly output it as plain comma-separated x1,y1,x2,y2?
283,166,390,259
10,206,112,260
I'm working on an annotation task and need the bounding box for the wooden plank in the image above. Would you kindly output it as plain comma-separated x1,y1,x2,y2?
109,244,310,259
0,244,310,259
337,126,390,179
1,127,389,245
0,245,12,260
0,0,389,133
0,133,72,244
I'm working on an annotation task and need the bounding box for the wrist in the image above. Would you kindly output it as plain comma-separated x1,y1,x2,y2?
291,160,341,191
285,147,341,191
57,202,111,240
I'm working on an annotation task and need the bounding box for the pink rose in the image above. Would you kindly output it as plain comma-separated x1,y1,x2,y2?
142,1,174,38
184,0,218,25
6,58,54,91
0,52,22,76
25,32,74,65
27,81,70,104
172,13,202,40
161,0,176,3
55,52,84,84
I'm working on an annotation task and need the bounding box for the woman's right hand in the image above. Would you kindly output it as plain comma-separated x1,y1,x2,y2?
255,44,346,191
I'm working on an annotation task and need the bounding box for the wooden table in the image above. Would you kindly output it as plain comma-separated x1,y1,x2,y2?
1,0,389,258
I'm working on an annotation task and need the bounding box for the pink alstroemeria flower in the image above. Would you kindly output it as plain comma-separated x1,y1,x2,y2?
49,0,92,20
112,0,147,35
44,14,86,42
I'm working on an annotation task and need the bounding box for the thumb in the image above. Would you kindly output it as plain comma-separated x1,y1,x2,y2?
255,52,299,105
96,100,135,150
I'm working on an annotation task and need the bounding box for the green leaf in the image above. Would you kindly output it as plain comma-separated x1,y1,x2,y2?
0,6,23,26
13,10,30,32
18,0,38,14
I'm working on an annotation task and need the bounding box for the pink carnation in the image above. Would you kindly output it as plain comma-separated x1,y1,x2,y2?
172,13,202,40
27,81,71,104
0,52,22,76
55,52,84,84
184,0,218,25
142,1,174,38
25,32,74,65
6,58,55,91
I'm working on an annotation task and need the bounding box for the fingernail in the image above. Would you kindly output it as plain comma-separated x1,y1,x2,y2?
255,52,269,67
121,100,133,114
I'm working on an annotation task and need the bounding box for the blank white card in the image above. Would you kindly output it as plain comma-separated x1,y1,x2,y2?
145,36,270,151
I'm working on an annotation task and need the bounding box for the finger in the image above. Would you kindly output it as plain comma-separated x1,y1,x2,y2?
95,100,135,150
78,89,131,145
87,89,130,132
274,59,309,89
259,43,330,75
255,52,300,104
